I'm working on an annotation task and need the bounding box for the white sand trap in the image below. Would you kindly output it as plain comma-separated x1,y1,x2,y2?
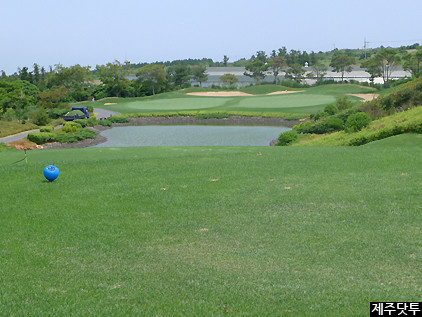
347,94,379,102
104,103,117,105
187,90,304,97
266,90,305,95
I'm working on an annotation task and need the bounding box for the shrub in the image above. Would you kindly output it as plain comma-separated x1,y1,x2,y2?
324,104,339,115
275,130,298,146
195,113,230,119
98,119,112,127
293,121,312,130
27,132,56,144
62,123,78,133
2,108,16,121
32,109,50,126
74,117,97,127
107,116,130,123
39,126,54,132
51,108,70,119
74,119,88,127
345,112,372,133
331,106,360,123
336,97,354,111
313,110,329,121
324,118,344,132
55,128,97,143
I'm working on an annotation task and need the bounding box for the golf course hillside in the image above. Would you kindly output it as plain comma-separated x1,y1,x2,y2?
90,84,376,115
270,77,422,146
1,136,421,315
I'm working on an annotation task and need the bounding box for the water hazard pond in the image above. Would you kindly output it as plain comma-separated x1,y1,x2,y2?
94,125,291,147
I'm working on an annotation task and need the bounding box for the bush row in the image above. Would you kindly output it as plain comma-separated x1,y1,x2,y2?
55,129,97,143
118,111,307,120
194,113,230,119
27,128,97,144
74,117,97,127
107,116,130,123
98,120,113,127
296,109,371,134
347,120,422,146
39,126,54,132
27,132,56,144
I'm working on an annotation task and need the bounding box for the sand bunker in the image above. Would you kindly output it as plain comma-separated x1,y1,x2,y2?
266,90,304,95
186,90,303,97
347,94,379,102
104,103,117,105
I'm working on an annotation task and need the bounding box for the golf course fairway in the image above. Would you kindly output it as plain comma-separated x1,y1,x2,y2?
0,135,421,315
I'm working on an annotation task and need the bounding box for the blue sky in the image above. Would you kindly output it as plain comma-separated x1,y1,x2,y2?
1,0,421,74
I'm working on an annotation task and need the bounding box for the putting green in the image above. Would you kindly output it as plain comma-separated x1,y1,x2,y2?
125,97,231,111
231,94,336,109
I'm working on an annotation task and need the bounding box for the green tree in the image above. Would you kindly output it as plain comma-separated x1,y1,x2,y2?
50,64,92,100
285,63,305,83
244,55,268,85
330,54,355,81
136,64,167,95
268,56,286,84
191,65,208,87
403,51,422,78
361,49,400,87
36,87,68,116
53,64,91,88
167,64,191,88
360,57,381,84
219,73,238,86
308,62,328,80
0,80,39,121
223,55,229,67
33,63,40,85
18,67,30,82
96,60,130,97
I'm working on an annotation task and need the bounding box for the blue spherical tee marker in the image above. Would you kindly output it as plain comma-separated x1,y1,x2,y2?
44,165,59,182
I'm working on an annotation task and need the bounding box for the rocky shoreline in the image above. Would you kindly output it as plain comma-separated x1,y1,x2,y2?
41,116,298,149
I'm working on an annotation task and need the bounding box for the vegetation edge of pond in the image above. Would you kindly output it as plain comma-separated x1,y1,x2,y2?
42,116,298,149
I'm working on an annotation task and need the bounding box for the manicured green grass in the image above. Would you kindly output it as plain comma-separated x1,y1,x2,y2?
306,84,376,96
363,133,422,147
124,96,231,111
231,94,336,113
239,84,303,95
92,84,376,115
1,143,421,315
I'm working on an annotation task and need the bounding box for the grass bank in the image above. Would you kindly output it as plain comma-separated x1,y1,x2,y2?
0,121,37,138
0,140,421,315
296,104,422,146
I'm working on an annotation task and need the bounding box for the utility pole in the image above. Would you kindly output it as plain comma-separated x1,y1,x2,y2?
364,37,369,60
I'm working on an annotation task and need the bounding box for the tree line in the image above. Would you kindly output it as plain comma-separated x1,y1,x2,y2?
1,44,421,125
242,45,422,86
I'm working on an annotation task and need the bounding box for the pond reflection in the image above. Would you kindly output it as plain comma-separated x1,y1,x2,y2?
94,125,291,147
